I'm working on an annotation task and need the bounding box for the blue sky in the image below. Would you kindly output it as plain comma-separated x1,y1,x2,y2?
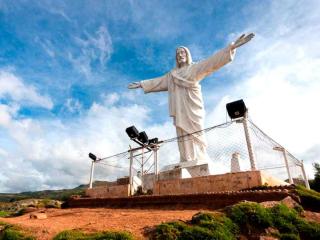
0,0,320,192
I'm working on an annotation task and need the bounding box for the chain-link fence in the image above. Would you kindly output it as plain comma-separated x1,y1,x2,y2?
92,118,307,187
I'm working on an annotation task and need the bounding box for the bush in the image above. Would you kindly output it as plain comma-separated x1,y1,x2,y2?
0,223,35,240
178,226,216,240
0,211,10,218
153,213,237,240
227,202,272,234
295,185,320,211
52,230,134,240
269,204,299,235
196,213,238,236
296,219,320,240
154,222,186,240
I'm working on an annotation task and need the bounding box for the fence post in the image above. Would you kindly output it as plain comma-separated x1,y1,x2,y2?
283,149,293,184
301,160,310,190
129,146,134,196
89,160,95,189
242,111,256,170
153,145,159,181
273,147,293,184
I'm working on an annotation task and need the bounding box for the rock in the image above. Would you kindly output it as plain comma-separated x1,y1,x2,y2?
30,212,47,219
280,196,299,209
260,196,300,210
265,227,279,235
23,207,38,213
259,201,278,208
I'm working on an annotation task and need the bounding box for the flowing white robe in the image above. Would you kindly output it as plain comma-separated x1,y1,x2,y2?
141,46,236,163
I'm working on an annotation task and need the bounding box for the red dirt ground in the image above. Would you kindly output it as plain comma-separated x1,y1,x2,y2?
0,208,199,240
1,208,320,240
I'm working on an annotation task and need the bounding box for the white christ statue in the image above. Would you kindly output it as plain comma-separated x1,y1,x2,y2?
128,33,254,164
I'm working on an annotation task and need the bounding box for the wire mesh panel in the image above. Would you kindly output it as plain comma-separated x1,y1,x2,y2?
91,118,306,187
93,151,130,182
205,122,251,174
248,120,304,183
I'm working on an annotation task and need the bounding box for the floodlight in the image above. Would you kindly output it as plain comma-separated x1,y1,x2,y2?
138,131,148,144
126,126,139,139
148,138,158,144
88,152,97,161
226,99,247,119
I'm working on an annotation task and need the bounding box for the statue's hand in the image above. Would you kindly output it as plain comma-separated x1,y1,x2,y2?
128,82,141,89
231,33,255,49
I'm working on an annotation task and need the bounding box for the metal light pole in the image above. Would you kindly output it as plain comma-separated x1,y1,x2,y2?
242,110,257,170
88,153,97,189
89,160,95,189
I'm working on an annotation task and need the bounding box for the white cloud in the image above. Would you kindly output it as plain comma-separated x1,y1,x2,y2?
70,25,113,79
204,0,320,179
0,97,165,192
0,70,53,109
101,93,120,105
0,147,8,157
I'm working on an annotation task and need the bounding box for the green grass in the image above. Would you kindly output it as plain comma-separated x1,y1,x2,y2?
153,212,238,240
0,211,10,218
151,202,320,240
52,230,134,240
295,185,320,211
226,202,272,234
0,222,35,240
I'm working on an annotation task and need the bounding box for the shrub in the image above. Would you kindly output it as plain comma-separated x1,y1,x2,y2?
295,185,320,211
52,230,134,240
269,204,299,235
296,219,320,240
154,222,186,240
227,202,272,234
178,226,216,240
196,212,238,236
153,213,237,240
0,223,35,240
191,212,215,224
0,211,10,218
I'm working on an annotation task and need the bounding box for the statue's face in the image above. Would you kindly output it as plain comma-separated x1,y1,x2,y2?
176,48,187,65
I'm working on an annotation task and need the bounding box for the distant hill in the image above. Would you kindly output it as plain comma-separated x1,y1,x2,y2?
0,181,108,202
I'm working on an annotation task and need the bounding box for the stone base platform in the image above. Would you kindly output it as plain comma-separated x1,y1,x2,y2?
85,170,288,198
68,185,298,210
153,170,289,195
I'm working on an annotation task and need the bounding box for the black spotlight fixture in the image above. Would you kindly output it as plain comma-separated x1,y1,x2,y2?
88,152,97,161
138,131,149,144
226,99,247,119
148,138,159,144
126,126,139,139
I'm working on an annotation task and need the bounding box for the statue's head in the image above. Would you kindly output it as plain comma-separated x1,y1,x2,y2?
176,46,192,68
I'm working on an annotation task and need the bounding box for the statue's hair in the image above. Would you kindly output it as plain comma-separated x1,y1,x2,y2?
176,46,192,68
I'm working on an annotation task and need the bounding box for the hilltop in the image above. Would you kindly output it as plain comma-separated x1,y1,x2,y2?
0,181,107,202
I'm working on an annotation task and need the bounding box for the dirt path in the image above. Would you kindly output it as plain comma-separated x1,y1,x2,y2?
0,208,199,240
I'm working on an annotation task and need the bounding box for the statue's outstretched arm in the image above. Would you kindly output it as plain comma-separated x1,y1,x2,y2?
231,33,255,50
